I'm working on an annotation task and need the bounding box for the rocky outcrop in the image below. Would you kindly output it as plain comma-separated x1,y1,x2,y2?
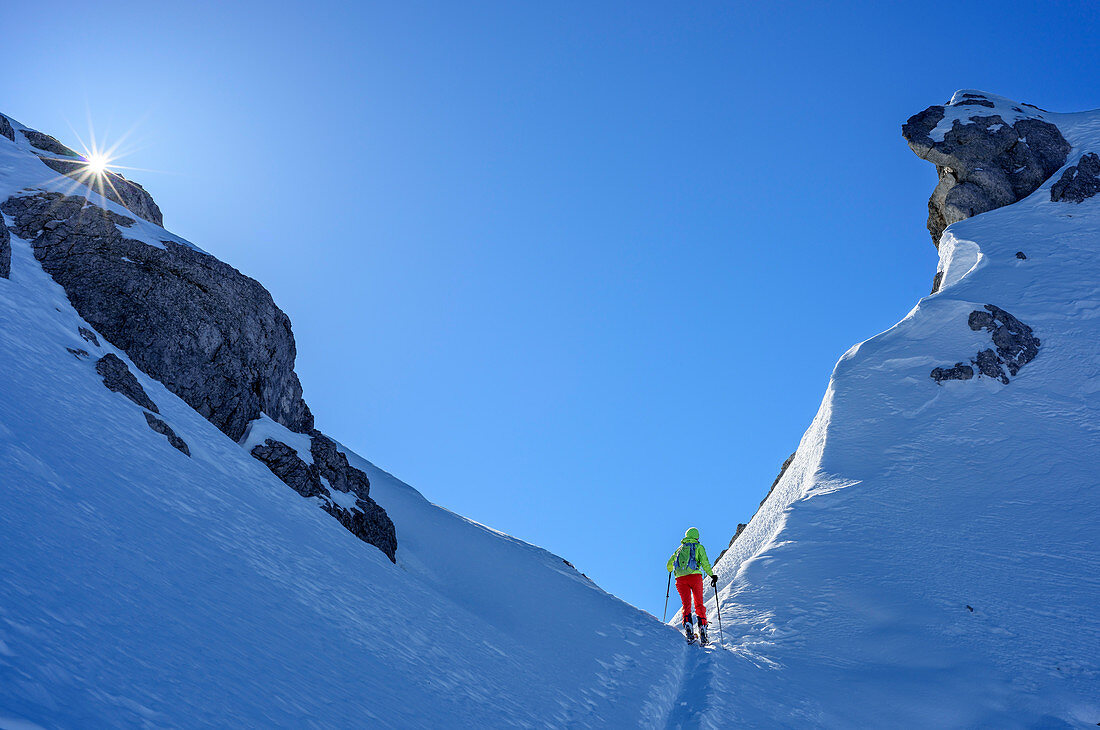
251,439,327,498
931,304,1040,385
903,92,1070,246
1050,152,1100,203
0,115,13,142
250,433,398,561
2,191,313,442
39,157,163,226
144,412,190,456
3,169,396,559
0,218,9,279
19,128,163,226
96,353,159,412
929,362,974,383
20,129,79,158
310,431,398,560
79,327,100,347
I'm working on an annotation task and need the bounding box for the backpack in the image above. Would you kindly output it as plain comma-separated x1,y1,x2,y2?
674,543,698,571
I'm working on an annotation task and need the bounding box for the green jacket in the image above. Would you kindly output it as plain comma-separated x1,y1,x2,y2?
666,528,713,578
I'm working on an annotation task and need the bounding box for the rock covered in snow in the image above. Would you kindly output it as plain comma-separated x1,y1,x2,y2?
17,127,163,226
20,129,79,158
0,216,9,279
929,362,974,382
903,91,1070,248
1050,152,1100,203
144,412,190,456
930,304,1040,385
249,429,398,561
95,353,159,413
1,191,313,442
968,304,1040,378
79,327,100,347
310,431,398,561
38,157,164,227
251,438,326,498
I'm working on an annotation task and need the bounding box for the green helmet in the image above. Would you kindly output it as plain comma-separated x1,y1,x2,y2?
684,527,700,541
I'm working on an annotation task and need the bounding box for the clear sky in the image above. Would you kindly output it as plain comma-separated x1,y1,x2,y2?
4,1,1098,618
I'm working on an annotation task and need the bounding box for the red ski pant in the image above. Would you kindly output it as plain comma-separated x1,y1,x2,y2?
675,574,707,625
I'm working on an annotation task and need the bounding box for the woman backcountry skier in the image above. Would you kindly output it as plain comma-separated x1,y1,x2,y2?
666,527,717,644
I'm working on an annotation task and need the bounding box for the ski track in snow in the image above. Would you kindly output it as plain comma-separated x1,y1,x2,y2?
663,645,719,730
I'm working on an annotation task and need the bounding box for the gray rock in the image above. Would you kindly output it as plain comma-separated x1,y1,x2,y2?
1016,251,1027,260
95,353,159,412
4,187,394,560
0,217,9,279
250,438,326,498
144,412,190,456
310,431,397,561
1050,152,1100,203
930,362,974,383
79,327,100,347
954,93,995,108
974,348,1008,384
20,129,80,158
930,304,1039,385
931,270,944,294
0,115,13,142
17,127,163,225
35,155,163,226
67,347,90,359
969,304,1040,376
323,500,397,563
310,431,371,497
903,96,1070,245
2,192,313,442
251,435,398,562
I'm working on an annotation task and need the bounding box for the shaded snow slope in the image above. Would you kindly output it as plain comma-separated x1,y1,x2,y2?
0,120,691,727
692,95,1100,727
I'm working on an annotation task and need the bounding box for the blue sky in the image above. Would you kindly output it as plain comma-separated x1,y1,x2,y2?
3,1,1098,617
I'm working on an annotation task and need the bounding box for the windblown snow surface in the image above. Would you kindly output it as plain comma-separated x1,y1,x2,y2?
1,93,1098,729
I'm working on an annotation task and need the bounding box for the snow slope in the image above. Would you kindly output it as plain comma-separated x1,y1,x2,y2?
0,118,694,728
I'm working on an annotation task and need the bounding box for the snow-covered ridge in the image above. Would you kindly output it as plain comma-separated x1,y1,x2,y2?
703,91,1100,725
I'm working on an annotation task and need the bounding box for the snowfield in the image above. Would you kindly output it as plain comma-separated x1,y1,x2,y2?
1,93,1099,728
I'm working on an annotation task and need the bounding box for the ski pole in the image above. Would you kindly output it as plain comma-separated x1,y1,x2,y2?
712,579,724,644
662,572,671,622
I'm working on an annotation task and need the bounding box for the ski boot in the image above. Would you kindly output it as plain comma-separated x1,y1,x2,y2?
697,620,709,646
683,616,697,644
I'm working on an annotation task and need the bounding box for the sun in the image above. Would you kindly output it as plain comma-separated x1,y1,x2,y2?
84,151,110,176
47,115,164,205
